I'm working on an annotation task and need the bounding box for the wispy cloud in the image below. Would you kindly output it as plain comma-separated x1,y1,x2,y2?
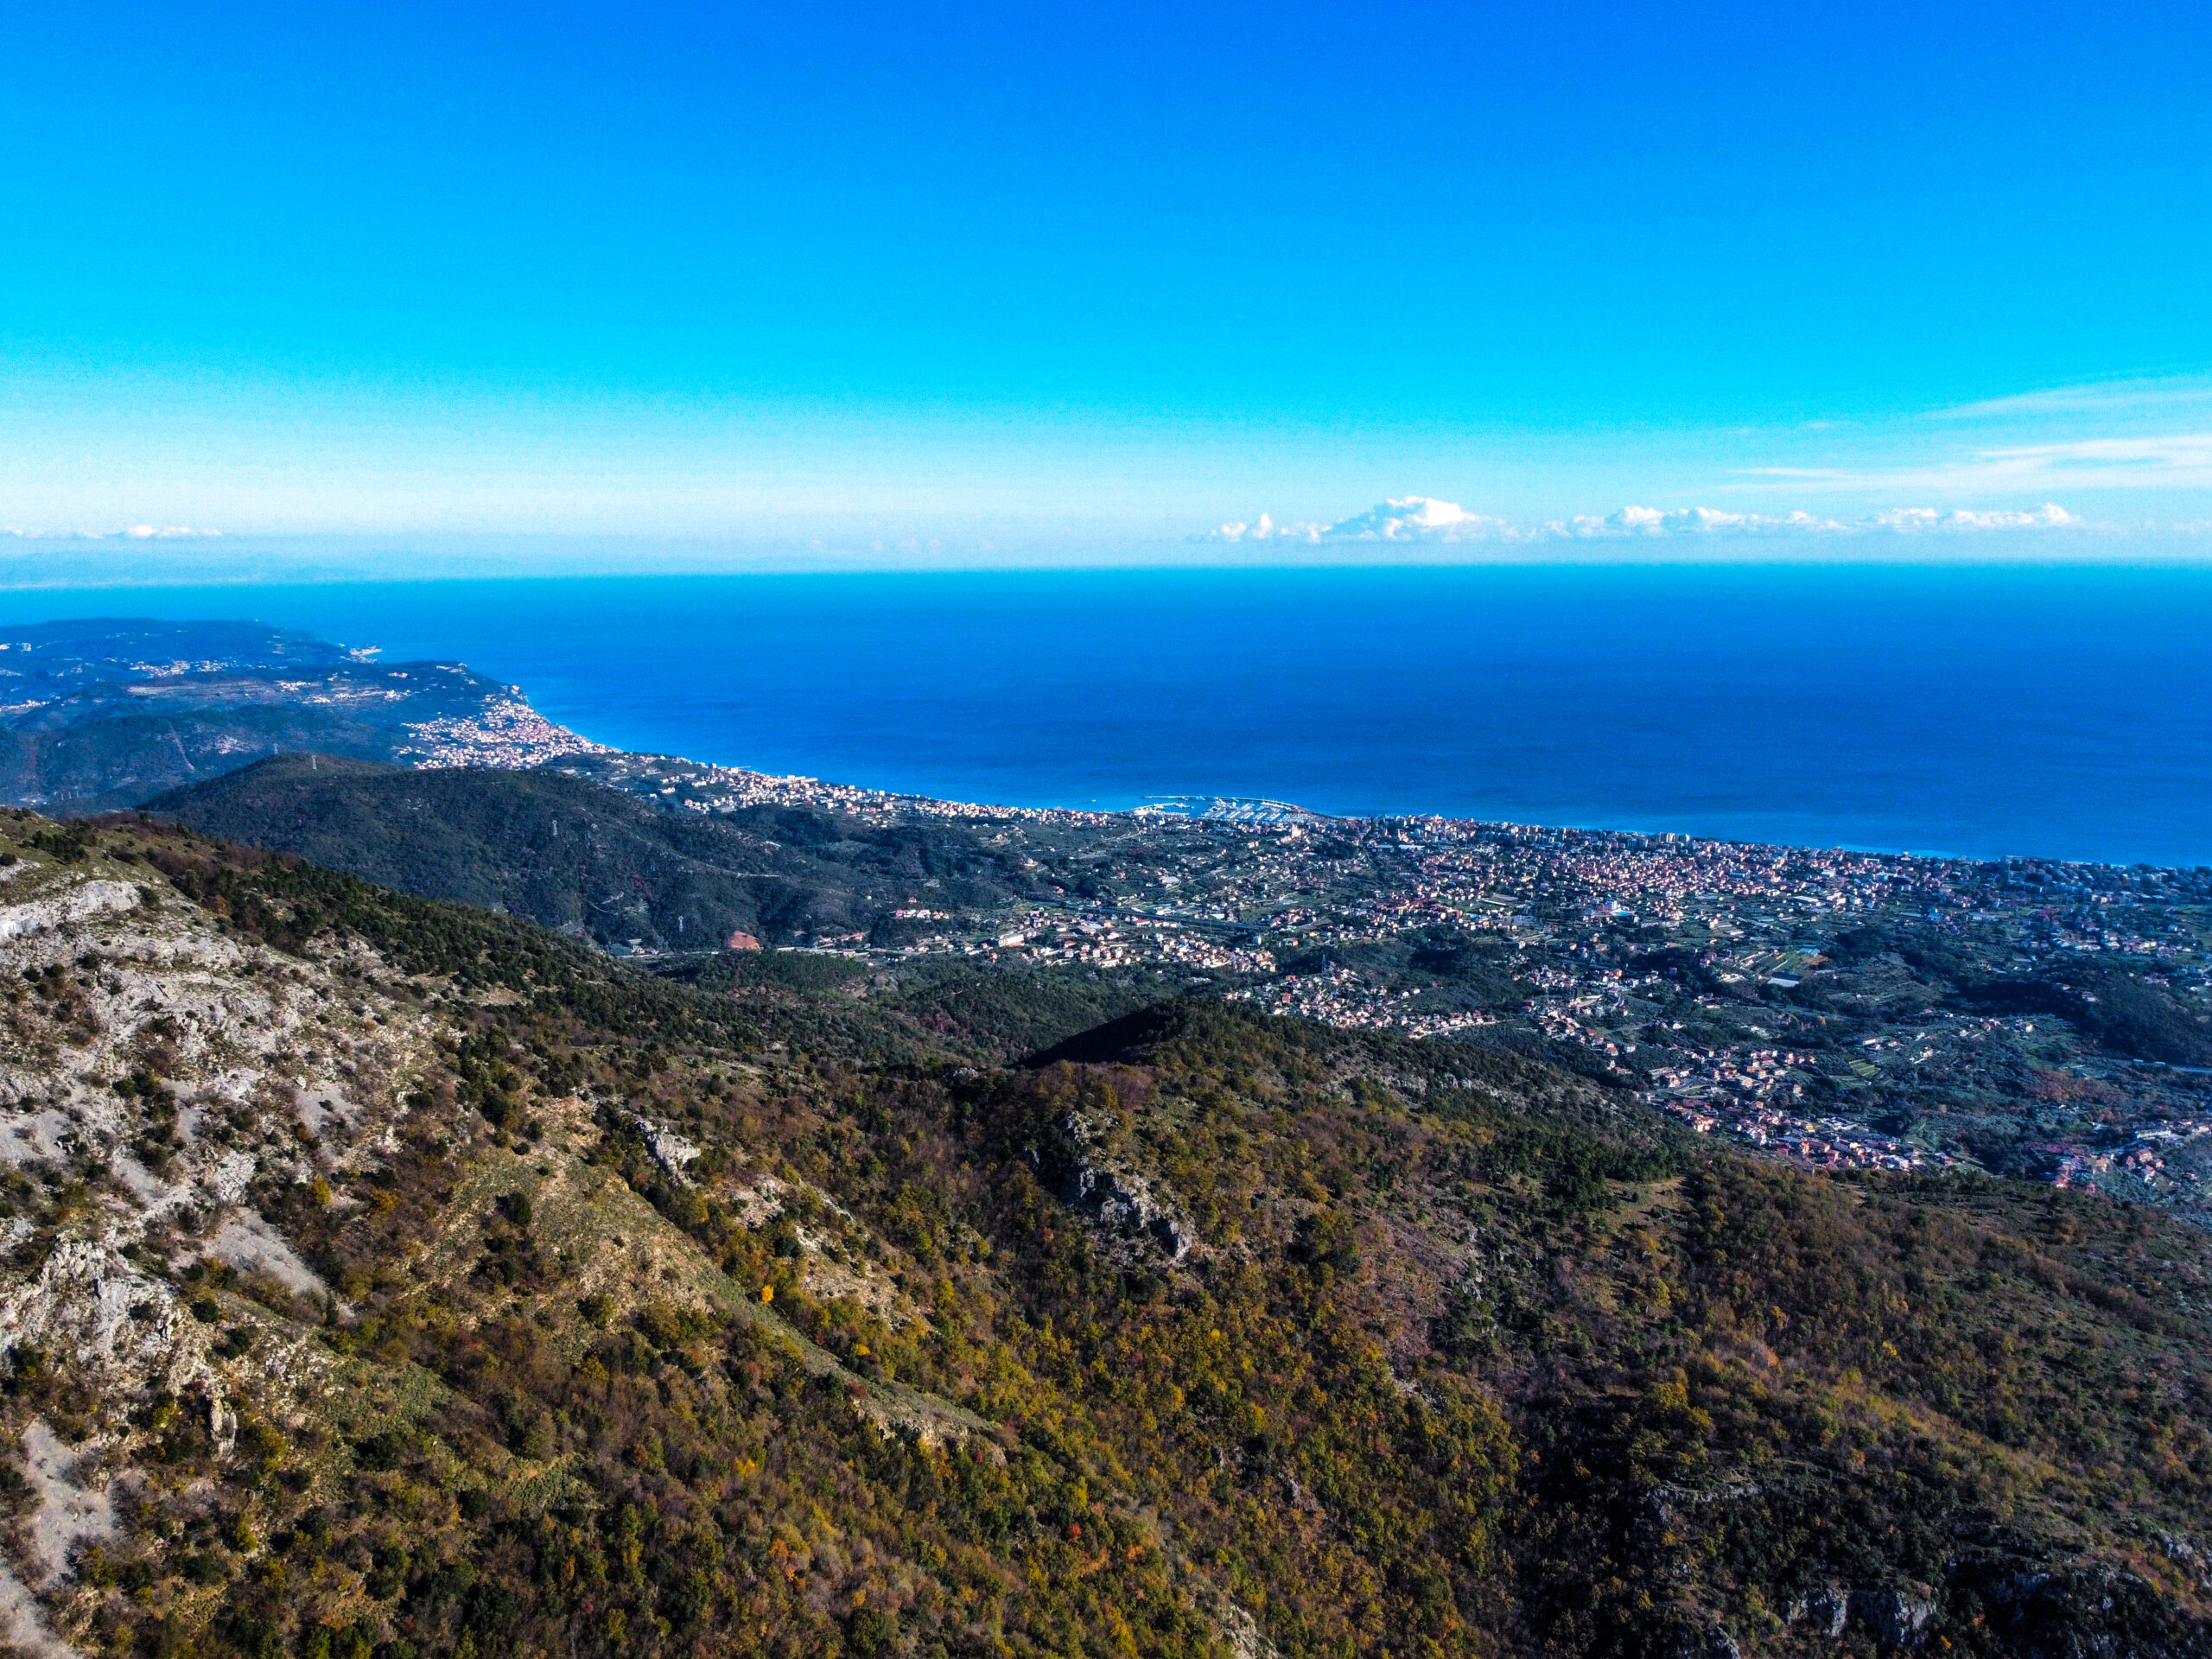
1203,497,2082,546
1975,435,2212,483
1927,377,2212,422
1743,433,2212,495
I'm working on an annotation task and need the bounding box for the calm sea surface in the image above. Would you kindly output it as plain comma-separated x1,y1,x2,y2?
3,566,2208,866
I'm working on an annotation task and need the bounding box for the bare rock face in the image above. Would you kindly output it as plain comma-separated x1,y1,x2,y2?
2160,1534,2211,1592
1788,1586,1850,1638
0,823,455,1652
1031,1107,1197,1263
1058,1141,1195,1262
1782,1584,1940,1650
1854,1587,1936,1650
1947,1562,2212,1659
1785,1570,2209,1658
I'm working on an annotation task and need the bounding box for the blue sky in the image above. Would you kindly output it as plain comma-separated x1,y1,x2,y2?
4,0,2211,565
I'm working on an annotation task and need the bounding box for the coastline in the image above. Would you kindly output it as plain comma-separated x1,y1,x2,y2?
3,567,2209,865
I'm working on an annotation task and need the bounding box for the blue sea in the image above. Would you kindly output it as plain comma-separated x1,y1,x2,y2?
3,565,2208,867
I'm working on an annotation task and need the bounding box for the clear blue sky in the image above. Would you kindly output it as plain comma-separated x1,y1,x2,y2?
3,0,2210,559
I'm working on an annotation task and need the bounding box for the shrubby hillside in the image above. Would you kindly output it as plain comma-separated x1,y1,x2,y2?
0,812,2202,1659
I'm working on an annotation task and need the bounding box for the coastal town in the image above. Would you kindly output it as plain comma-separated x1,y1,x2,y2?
545,747,2212,1223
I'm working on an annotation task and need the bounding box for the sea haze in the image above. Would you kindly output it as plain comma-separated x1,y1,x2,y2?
3,565,2207,866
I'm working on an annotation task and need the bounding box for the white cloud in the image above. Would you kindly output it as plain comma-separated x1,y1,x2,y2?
1208,511,1312,543
1867,503,2076,531
1204,497,2084,547
1558,505,1848,538
1317,497,1515,541
0,524,219,541
1209,497,1510,543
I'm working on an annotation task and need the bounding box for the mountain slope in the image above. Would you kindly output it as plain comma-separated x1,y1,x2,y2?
147,754,1046,953
0,813,2202,1659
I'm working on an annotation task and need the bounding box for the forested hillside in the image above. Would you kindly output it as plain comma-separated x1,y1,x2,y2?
149,755,1046,953
0,811,2203,1659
